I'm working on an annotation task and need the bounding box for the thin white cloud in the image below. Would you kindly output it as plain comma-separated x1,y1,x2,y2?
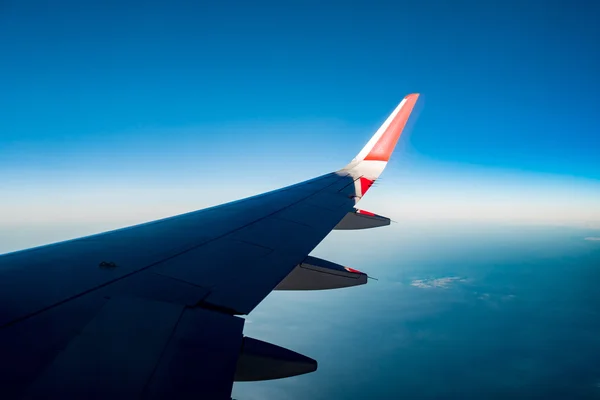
476,293,516,304
585,237,600,241
410,276,465,289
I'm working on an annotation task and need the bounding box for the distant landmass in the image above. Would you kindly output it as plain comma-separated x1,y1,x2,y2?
233,223,600,399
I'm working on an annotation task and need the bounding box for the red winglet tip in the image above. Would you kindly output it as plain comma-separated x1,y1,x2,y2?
364,94,419,162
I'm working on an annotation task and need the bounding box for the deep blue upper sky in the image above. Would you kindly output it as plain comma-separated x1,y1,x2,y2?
1,0,599,179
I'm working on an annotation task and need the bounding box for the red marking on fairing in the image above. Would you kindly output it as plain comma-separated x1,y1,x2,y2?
344,267,363,274
357,209,376,217
364,93,419,162
360,177,374,195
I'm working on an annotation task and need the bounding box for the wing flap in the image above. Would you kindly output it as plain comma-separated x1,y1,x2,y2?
24,298,245,400
144,308,244,400
25,297,185,399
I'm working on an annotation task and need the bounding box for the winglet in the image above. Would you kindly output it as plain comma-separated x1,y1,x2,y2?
342,94,420,199
353,93,419,162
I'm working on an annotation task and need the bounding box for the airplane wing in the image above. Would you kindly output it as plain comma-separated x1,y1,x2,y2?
0,94,419,399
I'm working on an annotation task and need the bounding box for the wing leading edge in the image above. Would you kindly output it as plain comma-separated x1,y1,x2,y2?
0,94,419,399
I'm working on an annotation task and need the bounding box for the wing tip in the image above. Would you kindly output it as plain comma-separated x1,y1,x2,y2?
348,93,420,166
404,93,420,103
362,93,419,162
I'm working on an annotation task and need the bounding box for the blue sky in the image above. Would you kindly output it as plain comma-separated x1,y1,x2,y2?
1,1,600,251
